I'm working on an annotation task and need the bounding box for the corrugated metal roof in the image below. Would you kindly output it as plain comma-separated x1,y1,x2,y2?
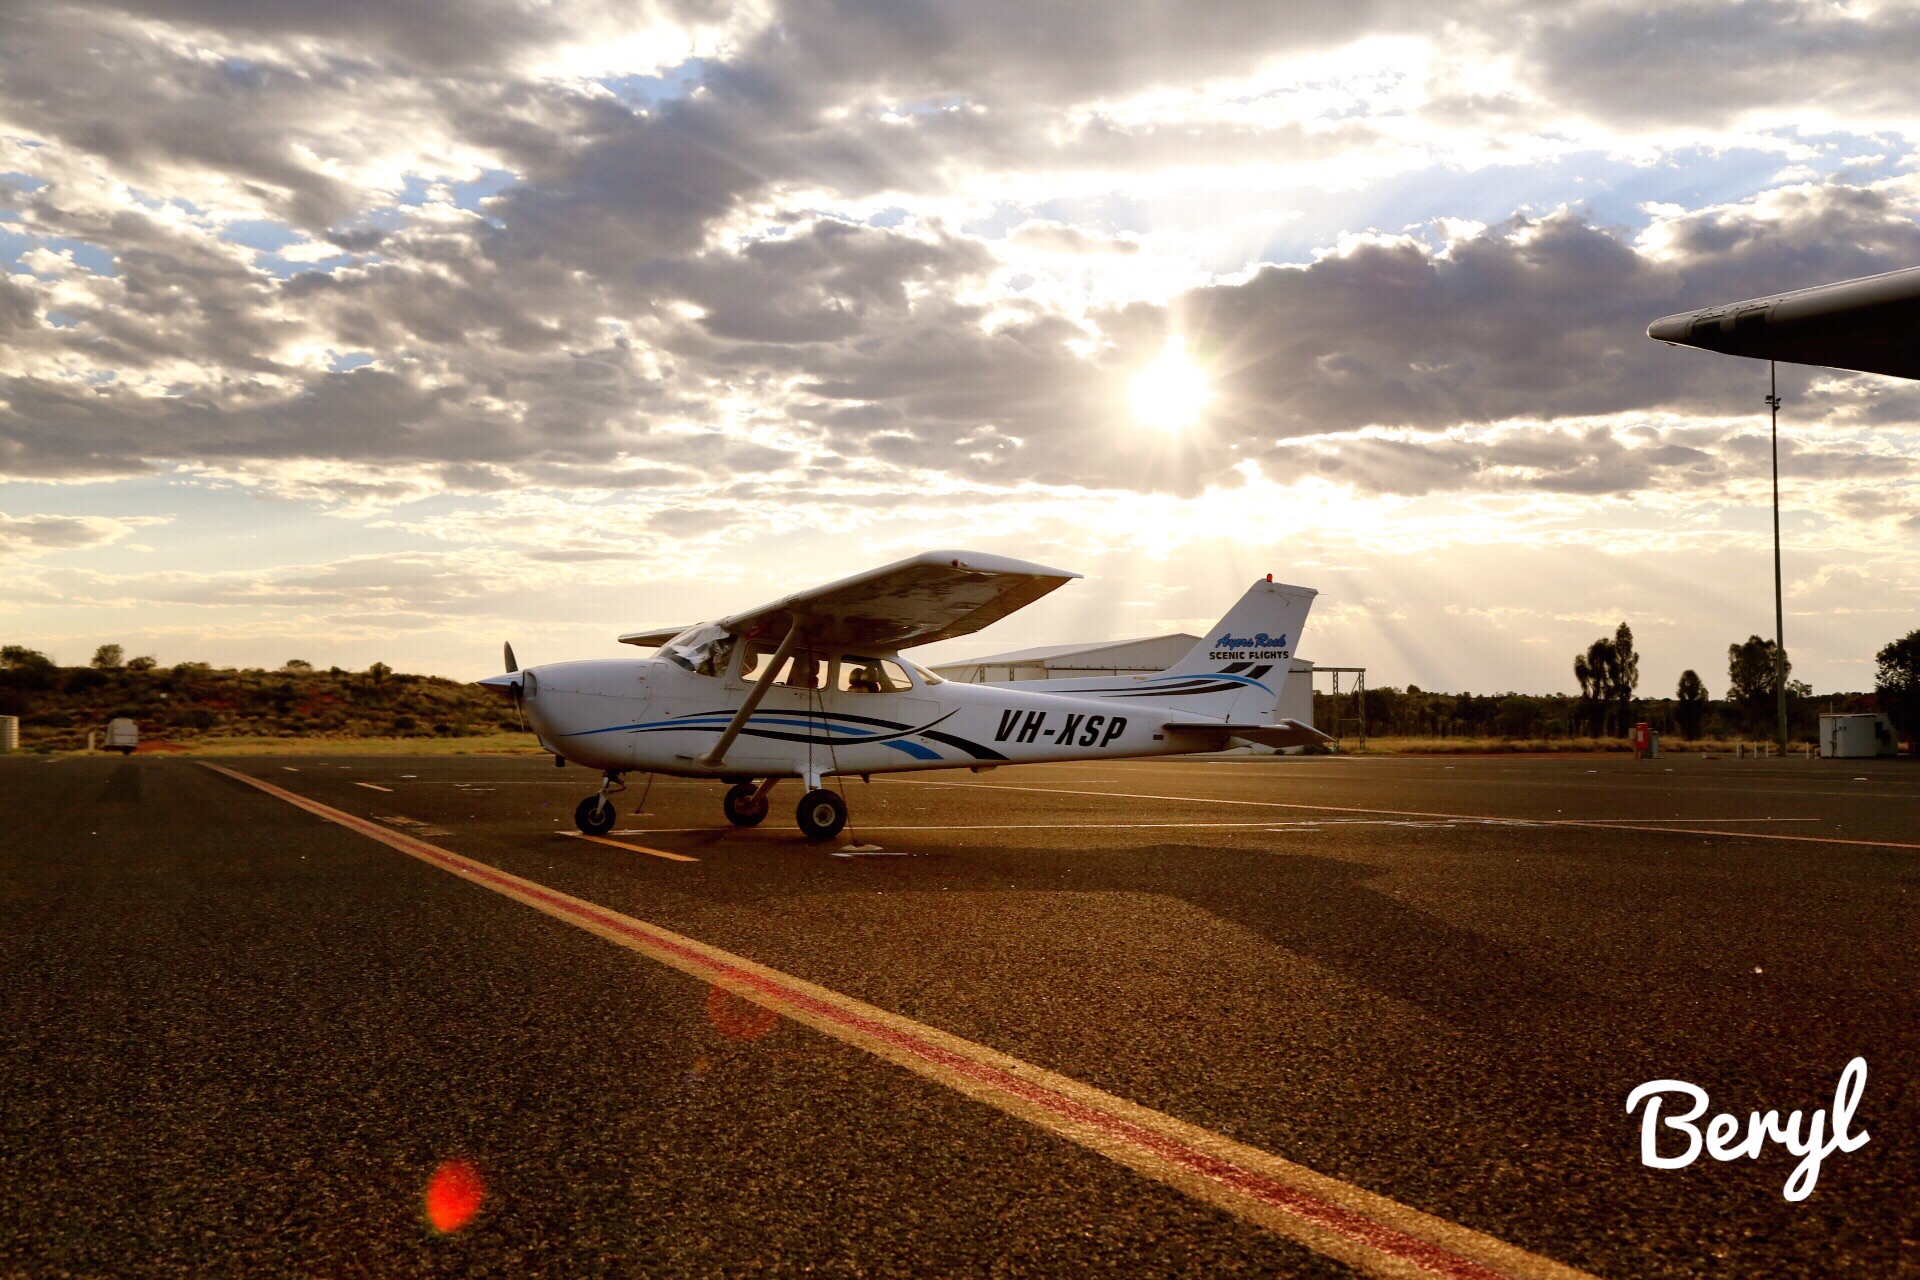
932,633,1202,669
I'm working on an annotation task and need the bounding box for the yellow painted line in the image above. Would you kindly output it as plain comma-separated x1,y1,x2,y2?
561,832,698,862
879,781,1919,851
354,782,393,792
199,762,1593,1280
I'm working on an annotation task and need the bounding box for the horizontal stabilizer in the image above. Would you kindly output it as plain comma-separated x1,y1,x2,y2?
1162,719,1331,750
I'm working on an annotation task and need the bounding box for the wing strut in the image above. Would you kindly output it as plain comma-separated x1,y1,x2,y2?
701,618,802,769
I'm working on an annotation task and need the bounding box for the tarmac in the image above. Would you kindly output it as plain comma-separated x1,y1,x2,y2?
2,751,1915,1278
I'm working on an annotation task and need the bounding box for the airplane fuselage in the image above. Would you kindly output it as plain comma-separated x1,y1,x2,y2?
521,656,1196,780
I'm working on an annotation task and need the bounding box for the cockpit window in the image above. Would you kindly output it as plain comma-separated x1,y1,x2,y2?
660,624,734,677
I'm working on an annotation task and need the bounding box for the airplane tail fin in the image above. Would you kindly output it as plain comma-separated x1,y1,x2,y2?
1143,578,1316,721
976,578,1317,725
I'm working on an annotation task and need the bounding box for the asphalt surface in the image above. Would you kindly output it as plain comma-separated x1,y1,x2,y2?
2,751,1915,1278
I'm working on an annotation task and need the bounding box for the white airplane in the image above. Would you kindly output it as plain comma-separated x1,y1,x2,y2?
481,551,1326,841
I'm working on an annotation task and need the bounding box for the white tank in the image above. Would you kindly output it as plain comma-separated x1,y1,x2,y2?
104,717,138,754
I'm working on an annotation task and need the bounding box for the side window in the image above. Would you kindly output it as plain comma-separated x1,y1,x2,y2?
835,656,912,693
782,653,826,689
739,646,825,689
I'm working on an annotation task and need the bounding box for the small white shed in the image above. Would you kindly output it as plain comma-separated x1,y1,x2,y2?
1819,713,1897,758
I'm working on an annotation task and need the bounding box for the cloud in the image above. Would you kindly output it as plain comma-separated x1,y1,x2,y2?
1,0,1917,690
1517,0,1920,129
8,180,1920,503
0,511,166,559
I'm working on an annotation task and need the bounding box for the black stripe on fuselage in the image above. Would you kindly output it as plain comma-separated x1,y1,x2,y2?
636,706,999,754
916,729,1007,761
1054,679,1222,695
1095,683,1244,698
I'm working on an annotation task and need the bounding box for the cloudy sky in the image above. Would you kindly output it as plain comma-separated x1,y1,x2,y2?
4,0,1919,695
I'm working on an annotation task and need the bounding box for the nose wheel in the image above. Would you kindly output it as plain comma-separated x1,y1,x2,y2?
574,770,626,835
795,788,847,842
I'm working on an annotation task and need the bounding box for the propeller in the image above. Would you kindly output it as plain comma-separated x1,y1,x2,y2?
497,641,526,711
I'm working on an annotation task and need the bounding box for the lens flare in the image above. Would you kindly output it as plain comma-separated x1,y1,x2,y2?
706,983,780,1041
425,1158,485,1234
1129,335,1210,431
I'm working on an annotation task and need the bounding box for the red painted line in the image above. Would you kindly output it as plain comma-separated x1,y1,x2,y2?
201,763,1594,1280
483,877,1504,1275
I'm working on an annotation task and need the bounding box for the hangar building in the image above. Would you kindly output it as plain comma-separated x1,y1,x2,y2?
930,635,1316,732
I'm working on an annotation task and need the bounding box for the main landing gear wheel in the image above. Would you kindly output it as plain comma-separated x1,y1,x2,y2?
795,788,847,842
574,794,617,835
723,782,769,827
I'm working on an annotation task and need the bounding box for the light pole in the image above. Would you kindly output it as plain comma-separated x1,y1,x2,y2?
1766,361,1789,755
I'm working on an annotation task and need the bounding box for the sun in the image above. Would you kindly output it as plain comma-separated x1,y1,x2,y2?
1129,335,1211,431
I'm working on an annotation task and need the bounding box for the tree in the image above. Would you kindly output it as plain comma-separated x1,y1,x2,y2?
1675,669,1708,739
126,655,157,671
1574,643,1604,734
284,659,313,672
1574,627,1634,735
91,644,124,670
1727,635,1791,732
2,645,53,671
1875,630,1920,753
1611,622,1640,732
368,661,392,685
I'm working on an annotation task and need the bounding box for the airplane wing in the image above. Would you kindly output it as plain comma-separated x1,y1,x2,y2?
713,549,1081,650
1163,719,1332,750
617,625,695,648
1647,265,1920,380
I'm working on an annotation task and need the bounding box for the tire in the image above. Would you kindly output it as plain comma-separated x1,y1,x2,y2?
795,788,847,842
723,782,768,827
574,794,617,835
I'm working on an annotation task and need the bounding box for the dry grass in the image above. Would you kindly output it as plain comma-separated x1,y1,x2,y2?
31,731,550,757
23,731,1822,760
1332,735,1813,756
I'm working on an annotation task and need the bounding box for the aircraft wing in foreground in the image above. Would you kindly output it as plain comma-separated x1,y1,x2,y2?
1647,265,1920,380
